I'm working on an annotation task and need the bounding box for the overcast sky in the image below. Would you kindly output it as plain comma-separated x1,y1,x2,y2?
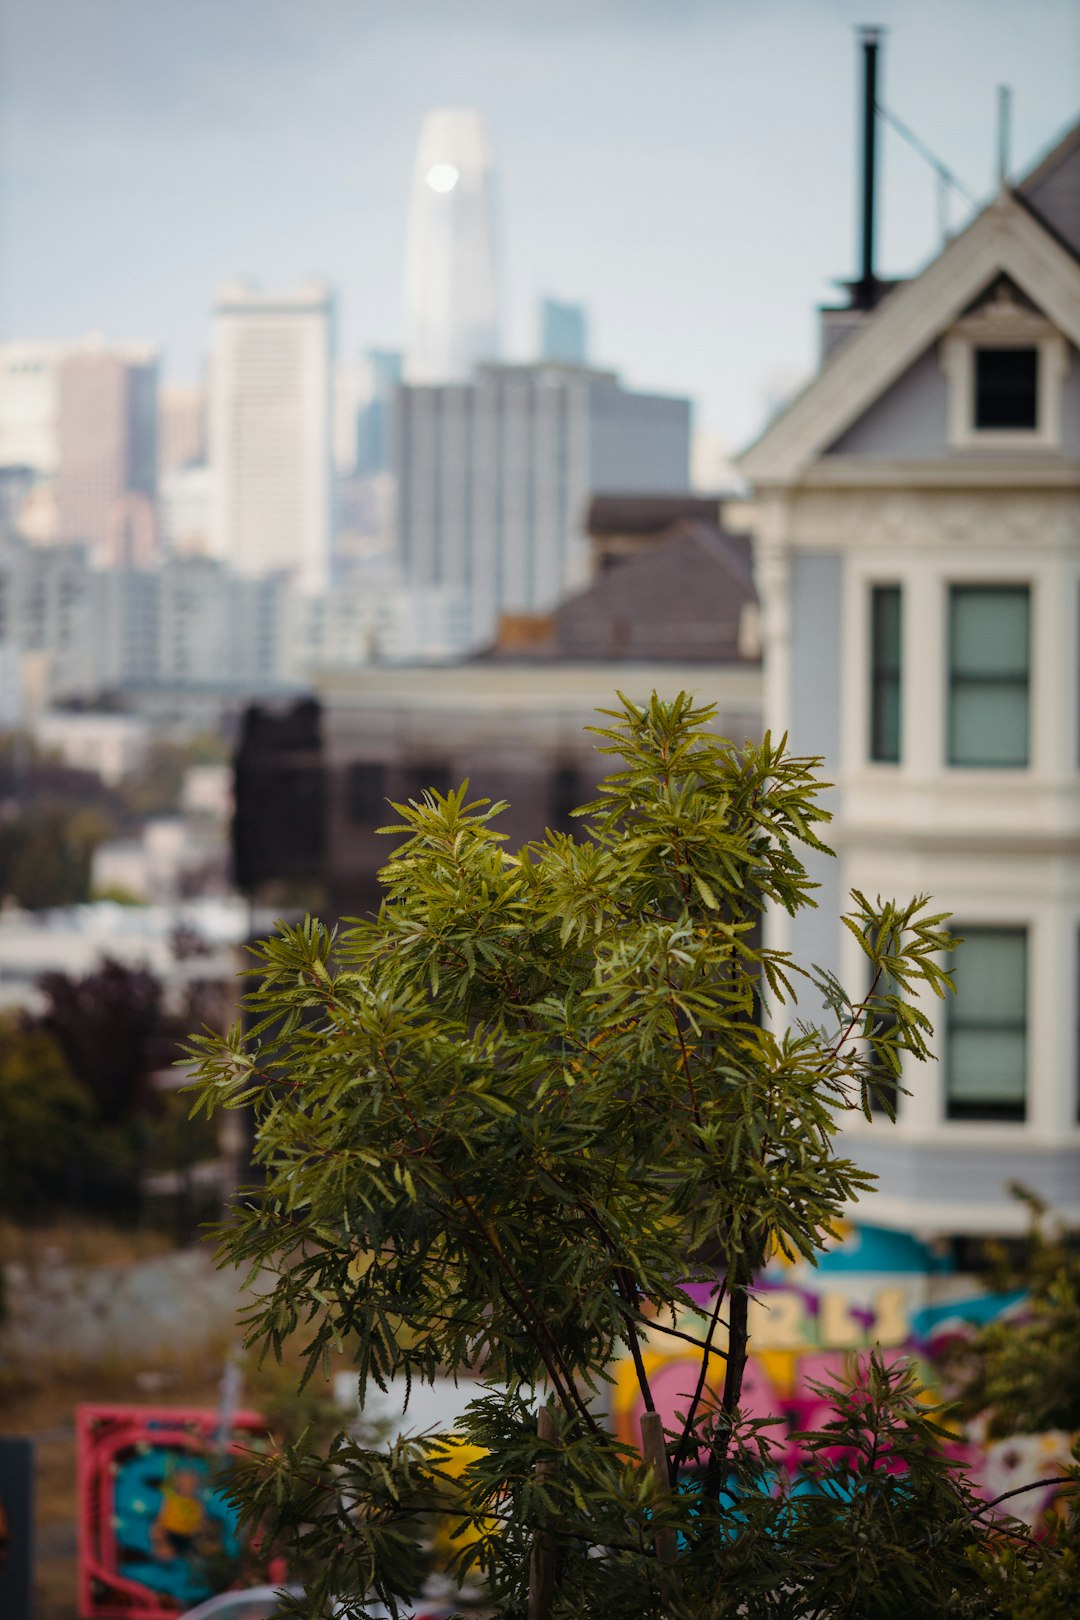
1,0,1077,447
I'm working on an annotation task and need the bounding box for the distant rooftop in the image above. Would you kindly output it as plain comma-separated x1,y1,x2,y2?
587,493,722,536
484,518,758,666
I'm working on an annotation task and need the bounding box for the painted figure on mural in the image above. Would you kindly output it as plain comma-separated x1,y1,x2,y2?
77,1407,264,1618
150,1462,215,1562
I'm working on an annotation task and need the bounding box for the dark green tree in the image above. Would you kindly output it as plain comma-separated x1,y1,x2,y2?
36,956,161,1125
0,1016,95,1215
190,693,1068,1617
0,805,106,909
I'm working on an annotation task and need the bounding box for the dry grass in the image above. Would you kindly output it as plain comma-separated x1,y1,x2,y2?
0,1217,176,1271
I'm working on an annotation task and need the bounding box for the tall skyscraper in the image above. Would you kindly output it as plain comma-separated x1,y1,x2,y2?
539,298,588,366
209,280,334,593
396,362,692,646
403,110,499,384
55,340,159,567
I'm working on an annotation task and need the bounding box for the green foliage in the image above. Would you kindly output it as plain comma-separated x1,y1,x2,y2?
0,805,107,908
0,1016,95,1213
952,1189,1080,1439
947,1190,1080,1615
189,692,1065,1615
36,956,161,1126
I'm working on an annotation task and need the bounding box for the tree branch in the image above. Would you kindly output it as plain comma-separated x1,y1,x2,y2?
671,1277,728,1477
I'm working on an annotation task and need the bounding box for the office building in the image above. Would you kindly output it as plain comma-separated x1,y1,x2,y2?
403,110,499,384
0,535,296,711
159,384,206,472
396,362,692,645
54,340,158,566
739,115,1080,1236
355,350,403,476
209,280,334,593
160,464,214,556
334,350,403,478
0,344,61,476
539,298,588,365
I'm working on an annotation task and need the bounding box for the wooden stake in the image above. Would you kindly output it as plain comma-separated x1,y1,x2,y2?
527,1402,558,1620
640,1410,677,1567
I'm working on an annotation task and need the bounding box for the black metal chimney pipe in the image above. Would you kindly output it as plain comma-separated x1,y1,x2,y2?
855,27,882,310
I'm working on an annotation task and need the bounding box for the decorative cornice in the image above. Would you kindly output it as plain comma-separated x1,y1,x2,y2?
800,456,1080,490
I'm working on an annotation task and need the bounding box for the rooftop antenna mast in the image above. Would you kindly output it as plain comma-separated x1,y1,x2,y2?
854,26,883,311
997,85,1012,187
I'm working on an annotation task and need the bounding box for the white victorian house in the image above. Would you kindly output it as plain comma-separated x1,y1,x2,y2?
739,119,1080,1241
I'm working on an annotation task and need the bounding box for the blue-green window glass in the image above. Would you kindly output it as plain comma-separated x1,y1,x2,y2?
948,586,1030,767
946,928,1027,1122
869,586,902,763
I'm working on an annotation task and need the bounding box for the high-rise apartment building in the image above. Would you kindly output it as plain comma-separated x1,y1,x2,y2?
55,341,159,566
209,280,334,593
539,299,588,366
396,362,691,645
403,110,499,384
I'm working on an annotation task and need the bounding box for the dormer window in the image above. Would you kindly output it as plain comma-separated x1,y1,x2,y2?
942,281,1066,450
973,346,1038,430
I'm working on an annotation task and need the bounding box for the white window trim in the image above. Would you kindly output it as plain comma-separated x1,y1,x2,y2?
940,303,1068,452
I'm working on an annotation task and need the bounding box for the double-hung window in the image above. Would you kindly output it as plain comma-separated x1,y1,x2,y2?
869,586,902,763
947,586,1030,767
945,928,1027,1122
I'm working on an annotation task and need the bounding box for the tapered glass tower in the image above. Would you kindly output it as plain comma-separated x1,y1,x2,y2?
403,109,499,384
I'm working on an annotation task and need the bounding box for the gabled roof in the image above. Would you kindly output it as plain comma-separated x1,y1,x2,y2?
1017,115,1080,259
484,521,758,665
739,142,1080,487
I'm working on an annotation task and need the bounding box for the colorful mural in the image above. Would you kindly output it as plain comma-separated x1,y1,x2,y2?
610,1224,1071,1524
77,1405,267,1619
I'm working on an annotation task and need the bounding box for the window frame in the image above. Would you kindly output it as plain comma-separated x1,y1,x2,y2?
868,583,902,764
945,925,1028,1124
946,583,1031,770
941,313,1066,452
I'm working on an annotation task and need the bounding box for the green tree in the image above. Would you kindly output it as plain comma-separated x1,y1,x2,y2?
0,1016,95,1215
949,1190,1080,1619
0,805,107,908
953,1188,1080,1439
190,693,1066,1617
36,956,161,1125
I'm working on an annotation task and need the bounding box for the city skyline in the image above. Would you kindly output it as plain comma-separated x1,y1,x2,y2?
1,0,1077,447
